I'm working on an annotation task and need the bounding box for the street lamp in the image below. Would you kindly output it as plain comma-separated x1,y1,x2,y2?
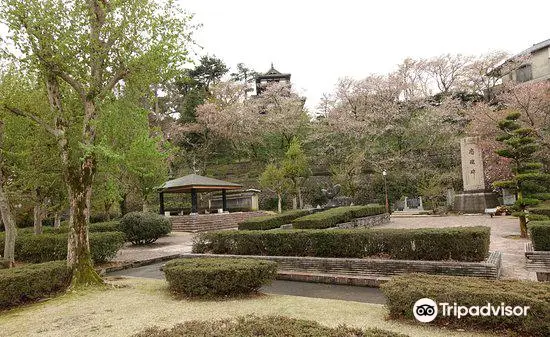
382,170,389,213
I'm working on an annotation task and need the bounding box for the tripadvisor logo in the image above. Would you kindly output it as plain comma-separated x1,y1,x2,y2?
413,298,530,323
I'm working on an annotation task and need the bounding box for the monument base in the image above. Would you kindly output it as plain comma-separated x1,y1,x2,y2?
453,192,498,213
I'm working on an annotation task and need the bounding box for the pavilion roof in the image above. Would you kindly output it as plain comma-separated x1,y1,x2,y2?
158,174,242,193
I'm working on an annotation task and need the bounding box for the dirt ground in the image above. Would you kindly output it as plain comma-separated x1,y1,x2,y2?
0,277,496,337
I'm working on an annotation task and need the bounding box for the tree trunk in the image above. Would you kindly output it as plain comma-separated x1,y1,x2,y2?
292,196,297,210
297,186,303,209
54,212,61,228
142,201,149,213
66,175,102,287
33,202,44,235
519,215,528,238
277,193,282,213
0,182,16,268
104,202,111,221
120,193,127,215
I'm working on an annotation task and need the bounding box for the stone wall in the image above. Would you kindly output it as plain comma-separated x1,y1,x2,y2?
336,213,390,229
170,211,268,232
183,252,502,287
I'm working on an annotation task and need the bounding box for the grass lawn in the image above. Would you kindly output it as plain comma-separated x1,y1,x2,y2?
0,277,496,337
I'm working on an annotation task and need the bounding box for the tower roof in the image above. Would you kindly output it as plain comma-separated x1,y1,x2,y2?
256,63,291,80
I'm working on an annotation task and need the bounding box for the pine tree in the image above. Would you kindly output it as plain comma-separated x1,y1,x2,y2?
493,111,550,238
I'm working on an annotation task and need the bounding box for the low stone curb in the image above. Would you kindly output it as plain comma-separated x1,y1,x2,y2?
180,252,502,287
98,254,182,275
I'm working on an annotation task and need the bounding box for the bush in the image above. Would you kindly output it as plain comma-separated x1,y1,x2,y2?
133,315,406,337
163,258,277,297
292,205,385,229
89,221,121,233
17,221,119,236
0,231,125,263
120,212,171,245
0,258,9,269
0,261,71,308
193,226,490,261
528,221,550,251
381,274,550,337
238,210,311,230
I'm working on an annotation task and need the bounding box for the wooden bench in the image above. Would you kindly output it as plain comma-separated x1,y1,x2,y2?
525,242,550,281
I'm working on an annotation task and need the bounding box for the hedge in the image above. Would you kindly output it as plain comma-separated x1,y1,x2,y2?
133,315,407,337
17,221,120,235
381,274,550,337
292,205,385,229
163,258,277,297
193,226,490,261
237,209,311,230
0,261,71,308
0,231,125,263
528,221,550,251
120,212,171,245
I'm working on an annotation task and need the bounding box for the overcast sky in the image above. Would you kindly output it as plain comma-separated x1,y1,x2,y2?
180,0,550,112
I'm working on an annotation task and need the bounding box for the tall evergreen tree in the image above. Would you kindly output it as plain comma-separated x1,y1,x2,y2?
493,111,550,238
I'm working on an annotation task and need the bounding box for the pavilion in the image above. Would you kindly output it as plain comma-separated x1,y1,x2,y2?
157,174,242,215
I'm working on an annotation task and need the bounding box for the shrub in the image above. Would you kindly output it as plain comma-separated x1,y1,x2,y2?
238,210,311,230
528,221,550,251
292,205,385,229
193,226,490,261
163,258,277,297
381,274,550,337
89,221,121,233
120,212,171,245
132,315,406,337
0,258,9,269
0,261,71,308
0,231,125,263
18,226,69,235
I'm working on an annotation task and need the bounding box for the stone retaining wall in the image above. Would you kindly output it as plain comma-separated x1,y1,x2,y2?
182,252,502,286
336,213,390,229
170,211,268,232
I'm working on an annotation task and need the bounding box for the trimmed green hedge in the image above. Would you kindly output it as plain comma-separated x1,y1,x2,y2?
528,221,550,251
0,261,71,308
133,315,407,337
17,221,120,235
381,274,550,337
238,210,311,230
0,231,125,263
292,205,385,229
120,212,171,245
163,258,277,297
193,226,490,261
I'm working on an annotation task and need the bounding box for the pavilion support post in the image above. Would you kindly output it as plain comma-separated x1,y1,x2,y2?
159,192,165,215
191,188,198,214
222,190,228,212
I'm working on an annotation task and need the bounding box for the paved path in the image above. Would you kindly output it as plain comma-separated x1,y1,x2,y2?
107,262,386,304
381,215,536,280
114,232,194,262
113,215,535,281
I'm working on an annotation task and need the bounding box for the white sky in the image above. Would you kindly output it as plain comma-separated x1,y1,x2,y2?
180,0,550,112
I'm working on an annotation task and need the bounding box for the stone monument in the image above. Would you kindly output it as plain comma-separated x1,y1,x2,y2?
453,137,498,213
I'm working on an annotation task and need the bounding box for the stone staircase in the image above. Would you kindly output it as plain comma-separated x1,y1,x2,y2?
170,211,267,232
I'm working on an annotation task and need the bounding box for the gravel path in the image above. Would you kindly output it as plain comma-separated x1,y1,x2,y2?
381,215,535,280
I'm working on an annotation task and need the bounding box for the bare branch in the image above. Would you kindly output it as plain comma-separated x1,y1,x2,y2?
98,68,128,100
1,104,59,137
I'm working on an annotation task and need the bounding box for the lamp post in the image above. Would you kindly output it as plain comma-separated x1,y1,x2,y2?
382,170,389,213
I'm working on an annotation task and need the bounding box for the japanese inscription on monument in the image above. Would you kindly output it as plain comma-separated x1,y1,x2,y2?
460,137,485,191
